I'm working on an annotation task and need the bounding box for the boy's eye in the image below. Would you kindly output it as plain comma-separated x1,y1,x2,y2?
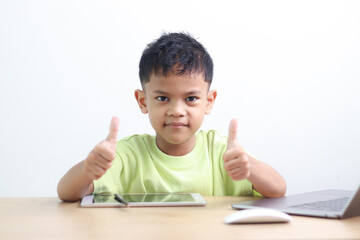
156,96,168,102
186,96,198,102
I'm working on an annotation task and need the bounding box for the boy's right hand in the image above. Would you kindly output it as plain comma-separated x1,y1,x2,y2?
83,116,119,180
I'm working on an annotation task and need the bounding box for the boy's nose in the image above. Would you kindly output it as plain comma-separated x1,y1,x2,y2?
167,100,186,117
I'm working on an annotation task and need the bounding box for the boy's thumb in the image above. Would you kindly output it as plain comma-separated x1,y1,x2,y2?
227,119,238,150
106,116,119,144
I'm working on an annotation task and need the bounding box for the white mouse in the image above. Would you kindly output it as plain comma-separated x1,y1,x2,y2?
224,208,292,224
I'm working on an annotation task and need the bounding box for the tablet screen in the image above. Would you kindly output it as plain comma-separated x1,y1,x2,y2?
82,193,206,207
93,194,118,204
93,193,195,203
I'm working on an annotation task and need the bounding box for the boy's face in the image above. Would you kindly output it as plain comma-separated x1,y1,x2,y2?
135,70,217,155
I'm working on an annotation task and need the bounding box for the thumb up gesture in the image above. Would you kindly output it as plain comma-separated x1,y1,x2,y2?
84,117,119,180
223,119,251,181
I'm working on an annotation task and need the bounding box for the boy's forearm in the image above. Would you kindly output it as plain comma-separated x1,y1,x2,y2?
247,157,287,198
57,161,94,202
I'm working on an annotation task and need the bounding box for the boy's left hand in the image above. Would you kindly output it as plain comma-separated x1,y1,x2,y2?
223,119,251,181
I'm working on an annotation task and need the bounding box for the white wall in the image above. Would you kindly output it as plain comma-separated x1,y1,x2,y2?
1,0,359,197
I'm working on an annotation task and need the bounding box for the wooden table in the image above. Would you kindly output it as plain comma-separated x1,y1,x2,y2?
1,196,359,239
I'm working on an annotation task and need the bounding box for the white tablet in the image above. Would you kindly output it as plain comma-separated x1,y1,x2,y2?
80,193,207,207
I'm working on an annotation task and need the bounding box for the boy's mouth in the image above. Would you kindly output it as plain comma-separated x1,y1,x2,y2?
165,122,188,128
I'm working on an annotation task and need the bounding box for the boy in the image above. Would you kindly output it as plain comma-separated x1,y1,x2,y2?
57,32,286,202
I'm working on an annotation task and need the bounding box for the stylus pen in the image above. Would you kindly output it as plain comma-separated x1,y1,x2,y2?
114,193,128,206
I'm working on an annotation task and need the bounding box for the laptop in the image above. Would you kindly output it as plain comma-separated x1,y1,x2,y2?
232,185,360,219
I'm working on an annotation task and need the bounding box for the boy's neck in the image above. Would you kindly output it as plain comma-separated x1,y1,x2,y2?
155,135,196,156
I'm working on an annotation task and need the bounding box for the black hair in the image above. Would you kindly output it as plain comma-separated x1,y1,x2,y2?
139,32,213,86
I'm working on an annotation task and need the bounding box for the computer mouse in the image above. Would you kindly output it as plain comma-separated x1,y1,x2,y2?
224,208,292,224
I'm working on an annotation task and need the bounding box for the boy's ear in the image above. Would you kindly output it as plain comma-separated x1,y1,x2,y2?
205,89,217,115
134,89,148,114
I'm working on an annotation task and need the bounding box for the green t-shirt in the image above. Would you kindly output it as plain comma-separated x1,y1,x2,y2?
93,130,256,196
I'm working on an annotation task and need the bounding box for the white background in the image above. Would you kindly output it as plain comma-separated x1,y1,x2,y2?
1,0,359,197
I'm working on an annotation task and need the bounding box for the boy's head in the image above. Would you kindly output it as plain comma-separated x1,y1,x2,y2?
135,32,217,156
139,32,213,88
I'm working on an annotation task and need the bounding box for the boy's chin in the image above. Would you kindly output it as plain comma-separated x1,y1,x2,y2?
156,132,195,146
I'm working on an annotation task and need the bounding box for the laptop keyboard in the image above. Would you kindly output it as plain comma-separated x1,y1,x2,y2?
290,197,350,212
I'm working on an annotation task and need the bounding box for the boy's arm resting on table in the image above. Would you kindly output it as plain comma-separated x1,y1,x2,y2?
57,117,119,202
223,119,286,198
57,161,94,202
247,156,287,198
